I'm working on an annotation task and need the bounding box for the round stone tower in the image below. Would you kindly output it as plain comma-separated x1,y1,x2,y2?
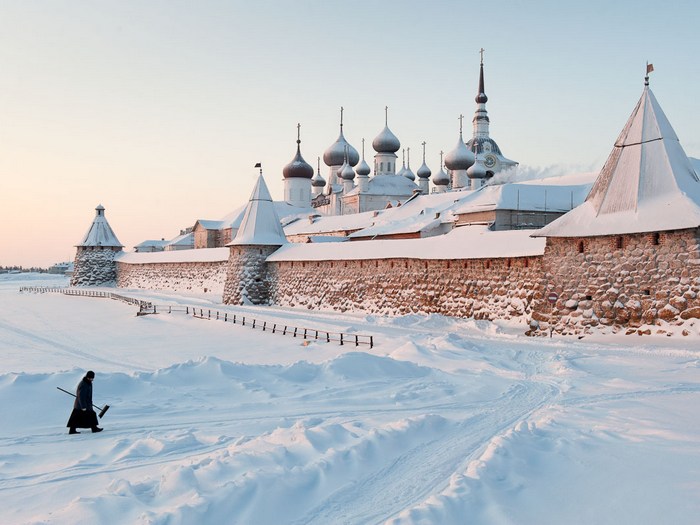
223,171,287,305
70,204,124,286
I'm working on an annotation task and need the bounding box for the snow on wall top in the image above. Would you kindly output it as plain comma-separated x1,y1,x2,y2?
536,87,700,237
116,247,229,264
268,225,545,262
76,204,123,248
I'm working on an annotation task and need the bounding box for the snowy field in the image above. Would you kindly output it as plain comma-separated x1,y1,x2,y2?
1,273,699,525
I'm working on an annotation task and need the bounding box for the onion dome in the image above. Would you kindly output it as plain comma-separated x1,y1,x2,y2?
312,156,326,187
444,115,475,170
355,139,371,176
467,161,487,179
340,162,355,181
432,166,450,186
283,124,314,179
372,106,401,153
417,141,431,179
432,151,450,186
323,107,359,167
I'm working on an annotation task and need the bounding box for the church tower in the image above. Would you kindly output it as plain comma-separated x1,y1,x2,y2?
283,124,314,207
465,49,518,183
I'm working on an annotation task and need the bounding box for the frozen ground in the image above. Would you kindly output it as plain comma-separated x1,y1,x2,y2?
1,273,699,524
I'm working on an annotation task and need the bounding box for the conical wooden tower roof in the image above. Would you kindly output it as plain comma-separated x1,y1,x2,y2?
76,204,123,247
537,81,700,238
227,174,288,246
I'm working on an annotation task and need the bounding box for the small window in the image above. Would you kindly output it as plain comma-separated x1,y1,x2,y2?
578,241,585,254
616,237,623,249
380,162,384,172
652,232,660,246
643,289,651,296
586,295,593,301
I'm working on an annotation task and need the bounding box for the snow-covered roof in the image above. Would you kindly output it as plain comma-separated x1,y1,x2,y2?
452,181,592,215
536,85,700,238
166,232,194,247
344,174,418,197
269,225,545,262
76,204,123,248
284,209,380,236
227,175,288,246
195,219,227,230
134,239,169,249
116,247,228,264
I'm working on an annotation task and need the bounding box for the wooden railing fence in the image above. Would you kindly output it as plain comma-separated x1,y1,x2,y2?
19,286,374,348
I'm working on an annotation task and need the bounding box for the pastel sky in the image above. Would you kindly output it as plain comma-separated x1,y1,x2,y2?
1,0,698,267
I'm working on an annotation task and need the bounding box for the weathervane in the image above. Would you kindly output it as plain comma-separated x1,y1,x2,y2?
645,61,654,86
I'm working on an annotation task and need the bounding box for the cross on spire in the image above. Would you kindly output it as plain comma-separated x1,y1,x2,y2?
340,106,344,128
479,47,485,65
422,141,427,162
296,122,301,144
458,114,464,134
440,150,444,168
385,105,388,126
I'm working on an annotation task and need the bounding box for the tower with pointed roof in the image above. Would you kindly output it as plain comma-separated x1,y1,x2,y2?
530,69,700,335
465,50,518,184
70,204,124,286
223,170,288,305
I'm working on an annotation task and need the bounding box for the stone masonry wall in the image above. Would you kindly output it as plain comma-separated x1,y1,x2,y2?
71,247,120,286
116,260,228,295
269,256,543,320
530,229,700,336
223,246,281,305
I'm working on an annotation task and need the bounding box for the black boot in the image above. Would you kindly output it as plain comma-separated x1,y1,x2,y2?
92,427,103,433
69,428,79,434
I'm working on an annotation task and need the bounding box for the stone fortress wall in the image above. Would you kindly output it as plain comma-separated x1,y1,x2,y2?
530,228,700,336
267,256,542,322
116,260,228,296
110,227,700,336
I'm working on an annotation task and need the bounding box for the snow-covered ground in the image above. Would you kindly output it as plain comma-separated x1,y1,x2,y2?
1,273,699,525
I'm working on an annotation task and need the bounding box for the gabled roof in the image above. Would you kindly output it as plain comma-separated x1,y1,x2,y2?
166,232,194,247
76,204,123,247
226,174,288,246
536,84,700,237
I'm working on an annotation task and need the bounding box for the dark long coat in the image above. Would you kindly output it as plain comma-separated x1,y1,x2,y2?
66,377,98,429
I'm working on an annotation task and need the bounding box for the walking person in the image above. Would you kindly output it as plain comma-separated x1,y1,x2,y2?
66,370,103,434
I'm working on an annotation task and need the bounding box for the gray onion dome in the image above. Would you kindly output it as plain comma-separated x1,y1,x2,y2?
340,161,355,181
283,142,314,179
432,166,450,186
372,125,401,153
417,161,431,179
355,158,371,176
312,171,326,187
467,161,487,179
403,165,415,181
323,131,359,167
444,135,475,171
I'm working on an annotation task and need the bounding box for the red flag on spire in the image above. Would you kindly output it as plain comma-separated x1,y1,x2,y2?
646,63,654,74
